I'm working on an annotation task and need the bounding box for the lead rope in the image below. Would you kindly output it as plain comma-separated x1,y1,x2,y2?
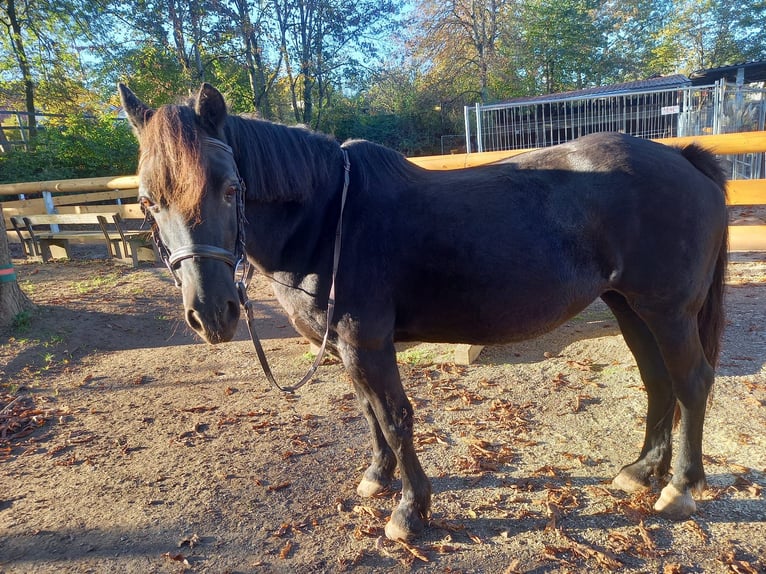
235,147,351,394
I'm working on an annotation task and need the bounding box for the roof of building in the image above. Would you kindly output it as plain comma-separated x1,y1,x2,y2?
689,59,766,85
496,74,690,107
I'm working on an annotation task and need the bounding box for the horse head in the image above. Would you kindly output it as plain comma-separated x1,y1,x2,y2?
119,83,243,344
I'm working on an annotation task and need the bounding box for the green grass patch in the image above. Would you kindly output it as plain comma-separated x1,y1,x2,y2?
73,272,121,294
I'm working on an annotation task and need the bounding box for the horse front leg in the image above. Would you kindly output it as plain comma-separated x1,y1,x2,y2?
342,341,432,540
355,393,397,497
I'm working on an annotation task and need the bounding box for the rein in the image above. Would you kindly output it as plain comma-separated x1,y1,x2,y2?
146,135,350,394
237,146,350,394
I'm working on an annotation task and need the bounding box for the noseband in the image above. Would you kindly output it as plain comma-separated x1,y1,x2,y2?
144,135,351,394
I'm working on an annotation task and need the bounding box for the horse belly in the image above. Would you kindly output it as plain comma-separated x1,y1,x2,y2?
394,272,606,345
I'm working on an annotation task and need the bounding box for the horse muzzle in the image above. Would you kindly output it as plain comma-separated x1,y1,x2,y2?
183,283,241,344
174,252,242,344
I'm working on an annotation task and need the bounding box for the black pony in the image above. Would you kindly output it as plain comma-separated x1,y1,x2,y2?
119,83,728,541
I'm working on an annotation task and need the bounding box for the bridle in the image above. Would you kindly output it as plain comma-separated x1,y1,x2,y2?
143,135,351,394
147,137,249,288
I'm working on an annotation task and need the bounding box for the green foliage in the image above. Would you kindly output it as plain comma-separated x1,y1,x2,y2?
97,44,190,108
333,110,441,156
326,65,463,156
2,0,766,166
11,310,32,333
515,0,609,93
0,116,138,183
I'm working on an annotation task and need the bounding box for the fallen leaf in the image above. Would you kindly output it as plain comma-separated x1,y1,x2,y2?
396,540,430,562
279,540,293,559
717,548,760,574
682,520,709,544
467,532,483,544
429,543,459,554
180,405,218,413
353,524,381,539
162,552,190,566
178,533,201,548
352,505,383,519
429,518,465,532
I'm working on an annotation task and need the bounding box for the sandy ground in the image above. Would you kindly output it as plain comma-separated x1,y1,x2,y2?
1,251,765,574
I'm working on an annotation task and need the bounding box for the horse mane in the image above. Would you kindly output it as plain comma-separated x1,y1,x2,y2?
341,139,422,191
224,116,341,203
139,98,419,211
138,104,206,220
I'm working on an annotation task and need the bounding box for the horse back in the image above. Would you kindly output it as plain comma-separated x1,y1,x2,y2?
342,133,727,345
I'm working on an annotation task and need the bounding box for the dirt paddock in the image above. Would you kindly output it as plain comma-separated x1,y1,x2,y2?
1,252,765,573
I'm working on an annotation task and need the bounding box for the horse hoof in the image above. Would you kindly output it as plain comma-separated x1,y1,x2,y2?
384,519,413,541
384,507,425,541
612,470,650,493
357,477,388,498
654,483,696,519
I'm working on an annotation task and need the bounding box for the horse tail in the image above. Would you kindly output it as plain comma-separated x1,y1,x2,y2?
680,144,729,368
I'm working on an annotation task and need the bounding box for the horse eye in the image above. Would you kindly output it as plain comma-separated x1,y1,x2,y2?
139,196,159,214
224,185,237,203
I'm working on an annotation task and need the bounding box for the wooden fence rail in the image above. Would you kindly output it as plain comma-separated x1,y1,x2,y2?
2,131,765,253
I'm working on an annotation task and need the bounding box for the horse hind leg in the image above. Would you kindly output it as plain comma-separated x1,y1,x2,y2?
602,292,675,492
634,305,715,519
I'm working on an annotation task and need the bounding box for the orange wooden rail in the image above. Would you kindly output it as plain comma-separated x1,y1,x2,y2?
407,131,766,169
2,131,765,251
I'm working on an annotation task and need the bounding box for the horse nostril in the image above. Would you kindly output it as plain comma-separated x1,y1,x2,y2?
186,308,204,333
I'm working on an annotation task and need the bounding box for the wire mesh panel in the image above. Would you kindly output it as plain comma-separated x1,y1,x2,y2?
469,87,690,153
466,81,766,178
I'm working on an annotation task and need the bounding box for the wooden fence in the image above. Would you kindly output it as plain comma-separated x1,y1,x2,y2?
2,131,766,252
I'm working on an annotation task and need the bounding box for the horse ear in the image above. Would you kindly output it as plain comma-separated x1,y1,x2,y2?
195,83,227,133
118,83,154,135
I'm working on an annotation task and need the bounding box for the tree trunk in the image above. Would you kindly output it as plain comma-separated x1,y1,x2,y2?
0,208,34,327
5,0,37,141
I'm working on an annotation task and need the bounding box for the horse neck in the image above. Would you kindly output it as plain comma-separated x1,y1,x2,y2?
225,117,346,274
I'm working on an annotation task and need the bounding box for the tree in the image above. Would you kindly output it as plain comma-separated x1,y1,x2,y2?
2,0,39,140
410,0,511,103
103,0,218,92
1,0,108,138
332,65,448,154
273,0,400,127
219,0,280,118
0,213,33,328
99,43,190,107
641,0,766,74
514,0,610,94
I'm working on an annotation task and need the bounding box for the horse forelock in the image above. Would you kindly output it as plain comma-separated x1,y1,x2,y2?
138,105,206,220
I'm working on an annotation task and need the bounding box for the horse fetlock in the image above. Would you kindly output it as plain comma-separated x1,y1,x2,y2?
654,482,697,519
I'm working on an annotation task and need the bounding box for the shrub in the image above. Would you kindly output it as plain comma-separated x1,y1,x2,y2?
0,115,138,183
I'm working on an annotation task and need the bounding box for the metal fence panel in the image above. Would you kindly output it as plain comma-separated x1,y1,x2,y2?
466,80,766,179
